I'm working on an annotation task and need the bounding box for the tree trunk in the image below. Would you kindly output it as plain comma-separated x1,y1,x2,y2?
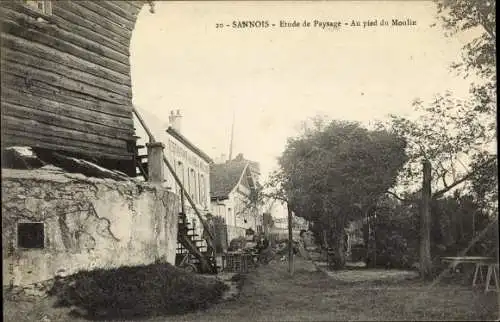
322,229,328,248
332,233,346,269
328,225,346,270
420,160,433,279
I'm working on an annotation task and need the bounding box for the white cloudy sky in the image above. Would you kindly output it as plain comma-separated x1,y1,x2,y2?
130,1,475,181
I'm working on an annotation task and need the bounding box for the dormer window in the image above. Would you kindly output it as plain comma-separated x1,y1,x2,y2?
23,0,53,16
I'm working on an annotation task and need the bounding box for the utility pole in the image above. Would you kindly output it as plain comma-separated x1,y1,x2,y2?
420,160,432,279
287,203,294,276
228,109,235,161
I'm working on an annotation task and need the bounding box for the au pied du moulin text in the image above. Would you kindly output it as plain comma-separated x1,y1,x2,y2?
216,18,417,29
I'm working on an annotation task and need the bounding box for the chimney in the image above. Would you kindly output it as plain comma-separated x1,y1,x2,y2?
169,109,182,132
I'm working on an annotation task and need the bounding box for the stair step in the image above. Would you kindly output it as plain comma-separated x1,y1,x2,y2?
136,144,145,149
178,227,193,231
136,154,148,160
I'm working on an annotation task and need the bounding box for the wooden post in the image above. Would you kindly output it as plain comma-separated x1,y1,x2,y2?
146,142,165,183
180,187,186,214
287,203,294,275
420,160,432,279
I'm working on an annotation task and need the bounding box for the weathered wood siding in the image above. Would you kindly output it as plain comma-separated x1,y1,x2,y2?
0,1,145,173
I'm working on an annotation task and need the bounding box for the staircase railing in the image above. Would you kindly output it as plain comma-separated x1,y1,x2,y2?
132,107,216,260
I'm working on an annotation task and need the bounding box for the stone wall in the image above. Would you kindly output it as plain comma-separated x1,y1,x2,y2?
2,168,179,287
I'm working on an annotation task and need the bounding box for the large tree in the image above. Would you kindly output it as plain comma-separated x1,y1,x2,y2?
275,118,407,268
380,0,497,278
384,0,496,203
435,0,497,207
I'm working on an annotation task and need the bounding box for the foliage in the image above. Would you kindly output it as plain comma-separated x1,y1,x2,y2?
273,117,407,268
381,0,497,205
366,197,420,269
367,193,498,269
430,192,498,257
278,117,407,217
435,0,496,79
48,262,228,319
375,0,497,276
435,0,496,116
384,93,496,197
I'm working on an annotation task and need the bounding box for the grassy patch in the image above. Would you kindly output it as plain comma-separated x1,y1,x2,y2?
47,262,228,320
166,258,499,322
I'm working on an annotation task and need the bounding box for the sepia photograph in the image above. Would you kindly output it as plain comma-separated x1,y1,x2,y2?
1,0,498,321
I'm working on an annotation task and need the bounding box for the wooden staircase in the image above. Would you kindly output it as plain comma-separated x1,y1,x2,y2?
176,212,218,273
134,140,148,180
132,108,217,274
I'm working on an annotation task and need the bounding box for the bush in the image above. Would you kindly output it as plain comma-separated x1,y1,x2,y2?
48,262,229,319
366,232,417,269
366,193,498,269
350,246,366,262
365,201,420,269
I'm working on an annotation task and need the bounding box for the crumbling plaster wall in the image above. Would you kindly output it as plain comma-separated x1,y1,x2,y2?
2,168,179,287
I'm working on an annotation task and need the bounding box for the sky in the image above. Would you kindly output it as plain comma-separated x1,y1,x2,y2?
130,1,475,184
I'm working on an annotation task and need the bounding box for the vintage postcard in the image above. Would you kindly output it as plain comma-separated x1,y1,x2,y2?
1,0,497,321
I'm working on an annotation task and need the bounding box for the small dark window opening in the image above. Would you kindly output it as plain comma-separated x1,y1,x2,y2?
17,223,44,249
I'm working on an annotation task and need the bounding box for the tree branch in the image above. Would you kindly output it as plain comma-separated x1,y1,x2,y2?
432,157,496,198
456,156,469,172
441,173,450,190
385,190,417,203
476,5,496,42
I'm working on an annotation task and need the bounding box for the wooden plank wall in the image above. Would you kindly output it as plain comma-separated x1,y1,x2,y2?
0,1,145,174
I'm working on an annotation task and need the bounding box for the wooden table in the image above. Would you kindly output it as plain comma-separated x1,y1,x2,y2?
441,256,499,292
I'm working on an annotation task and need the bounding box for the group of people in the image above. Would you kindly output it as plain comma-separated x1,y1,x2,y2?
227,229,315,264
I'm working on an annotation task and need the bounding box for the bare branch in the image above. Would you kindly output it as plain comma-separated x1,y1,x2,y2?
432,156,496,198
441,173,450,190
456,157,469,172
385,190,417,204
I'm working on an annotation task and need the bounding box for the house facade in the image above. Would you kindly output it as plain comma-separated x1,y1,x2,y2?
210,154,263,242
164,111,212,238
135,109,212,225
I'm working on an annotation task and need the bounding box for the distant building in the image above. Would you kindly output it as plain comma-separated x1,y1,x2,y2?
210,154,262,241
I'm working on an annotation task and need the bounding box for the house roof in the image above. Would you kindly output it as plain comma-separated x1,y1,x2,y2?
210,161,248,199
166,127,213,164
